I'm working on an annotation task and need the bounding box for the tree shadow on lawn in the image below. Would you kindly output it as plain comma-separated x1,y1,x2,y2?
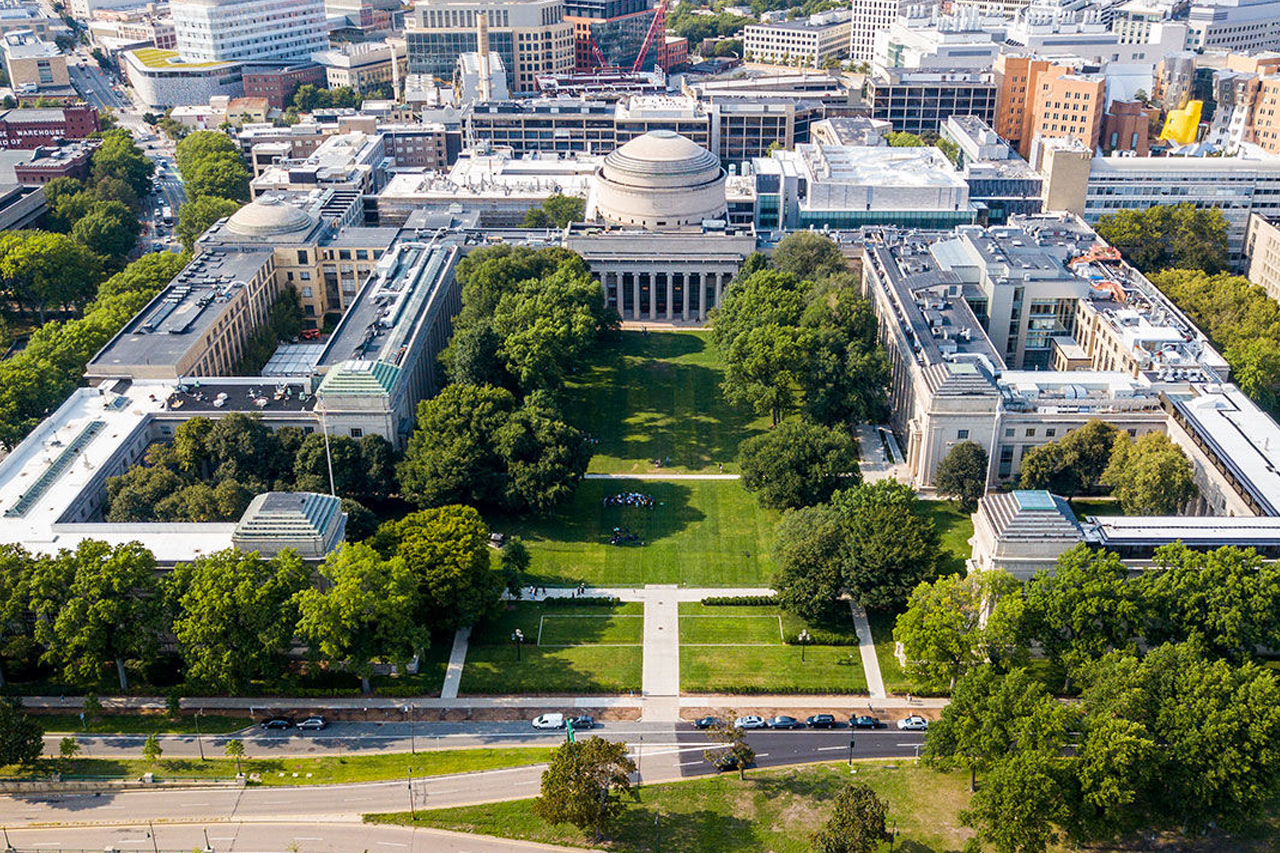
608,804,758,853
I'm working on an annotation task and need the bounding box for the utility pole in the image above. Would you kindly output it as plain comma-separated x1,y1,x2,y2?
848,737,855,767
195,707,205,761
149,821,159,853
407,769,416,819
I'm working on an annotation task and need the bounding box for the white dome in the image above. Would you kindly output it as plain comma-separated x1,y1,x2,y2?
595,130,727,229
225,195,317,238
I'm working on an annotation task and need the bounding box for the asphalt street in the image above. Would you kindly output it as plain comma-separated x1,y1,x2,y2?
68,60,128,112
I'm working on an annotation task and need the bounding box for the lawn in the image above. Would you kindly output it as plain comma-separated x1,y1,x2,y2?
679,603,865,694
460,601,644,695
1069,497,1126,519
489,478,778,587
865,608,915,696
33,713,249,735
563,331,770,475
919,499,974,576
1,748,555,786
369,762,976,853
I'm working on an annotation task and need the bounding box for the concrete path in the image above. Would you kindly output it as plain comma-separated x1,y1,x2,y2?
439,627,470,700
619,320,709,331
640,585,681,722
849,602,887,700
856,424,909,484
583,472,741,480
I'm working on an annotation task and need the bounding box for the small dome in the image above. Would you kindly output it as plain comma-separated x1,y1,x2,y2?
596,131,726,229
225,195,317,237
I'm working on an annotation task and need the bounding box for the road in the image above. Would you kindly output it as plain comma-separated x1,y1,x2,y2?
5,727,923,828
68,59,128,113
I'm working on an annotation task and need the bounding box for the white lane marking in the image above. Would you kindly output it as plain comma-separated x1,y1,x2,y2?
756,753,769,757
180,801,210,806
678,760,703,767
375,842,409,848
30,844,61,848
896,742,921,747
817,746,846,752
293,837,324,841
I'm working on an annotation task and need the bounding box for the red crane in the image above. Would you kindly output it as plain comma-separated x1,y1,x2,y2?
631,0,669,72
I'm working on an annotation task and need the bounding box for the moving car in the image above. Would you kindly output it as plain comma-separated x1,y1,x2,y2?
806,714,837,729
259,717,293,730
694,716,723,729
897,715,929,731
850,715,885,729
297,716,328,731
734,715,766,730
531,713,566,730
710,752,752,772
567,714,595,730
767,715,802,729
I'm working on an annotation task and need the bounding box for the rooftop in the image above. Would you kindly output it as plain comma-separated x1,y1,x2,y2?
127,46,236,70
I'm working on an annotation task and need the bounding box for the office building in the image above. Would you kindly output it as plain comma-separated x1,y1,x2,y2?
995,54,1105,158
1246,211,1280,299
2,30,68,93
867,67,997,134
241,62,327,110
12,140,94,183
171,0,328,64
850,0,909,63
741,9,851,67
123,47,244,109
562,0,663,72
312,40,406,94
251,131,388,198
872,7,1002,71
940,115,1044,224
1187,0,1280,52
406,0,573,94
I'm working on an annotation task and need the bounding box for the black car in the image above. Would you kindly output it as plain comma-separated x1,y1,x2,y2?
260,717,293,730
710,752,753,772
568,714,595,730
694,716,723,729
850,715,885,729
768,715,802,729
806,714,837,729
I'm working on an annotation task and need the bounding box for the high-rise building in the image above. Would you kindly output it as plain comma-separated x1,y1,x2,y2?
742,9,850,67
563,0,656,71
850,0,909,63
406,0,573,94
995,54,1105,158
171,0,329,64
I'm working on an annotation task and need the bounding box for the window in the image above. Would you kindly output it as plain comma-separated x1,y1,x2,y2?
1005,427,1015,437
1025,428,1035,437
302,286,313,297
297,250,308,264
958,429,970,439
1046,429,1056,438
350,428,363,438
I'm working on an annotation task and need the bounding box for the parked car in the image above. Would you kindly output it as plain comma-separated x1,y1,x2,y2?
850,715,884,729
767,715,802,729
532,713,566,730
897,715,929,731
694,716,723,730
734,715,766,730
710,751,751,772
300,328,321,340
259,717,293,730
806,714,837,729
567,714,595,730
297,716,328,731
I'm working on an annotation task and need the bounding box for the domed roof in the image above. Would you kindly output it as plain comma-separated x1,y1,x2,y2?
225,195,317,238
602,130,722,188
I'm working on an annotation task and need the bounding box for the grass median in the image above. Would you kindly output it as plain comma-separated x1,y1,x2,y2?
33,713,250,735
2,748,556,786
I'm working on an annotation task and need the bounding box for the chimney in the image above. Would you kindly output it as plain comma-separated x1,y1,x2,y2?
477,14,492,102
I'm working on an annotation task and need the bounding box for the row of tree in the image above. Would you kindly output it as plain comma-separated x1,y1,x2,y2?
104,411,395,537
0,507,510,693
0,252,188,449
896,542,1280,695
175,131,252,207
1093,203,1229,275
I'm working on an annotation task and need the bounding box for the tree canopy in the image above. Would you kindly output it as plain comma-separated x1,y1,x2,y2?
933,440,987,511
521,193,585,228
738,419,860,509
1094,203,1228,274
1100,431,1197,515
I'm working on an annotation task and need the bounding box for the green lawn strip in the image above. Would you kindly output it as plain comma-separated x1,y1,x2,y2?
489,478,778,587
680,645,866,693
367,763,977,853
33,713,250,735
679,611,783,645
470,600,645,646
1069,497,1126,519
918,499,974,576
563,330,770,475
1,748,555,786
460,645,642,695
865,608,914,696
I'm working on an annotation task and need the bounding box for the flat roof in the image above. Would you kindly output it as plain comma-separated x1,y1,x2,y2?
127,47,236,70
1173,388,1280,517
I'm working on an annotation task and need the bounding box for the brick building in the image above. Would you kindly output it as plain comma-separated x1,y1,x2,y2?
13,142,95,183
0,106,100,149
241,62,327,110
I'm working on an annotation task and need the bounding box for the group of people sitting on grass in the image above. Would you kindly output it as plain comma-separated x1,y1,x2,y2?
603,492,655,508
609,526,644,547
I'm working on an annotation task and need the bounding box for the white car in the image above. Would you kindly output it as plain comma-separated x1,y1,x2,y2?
734,715,767,730
897,715,929,731
531,713,566,730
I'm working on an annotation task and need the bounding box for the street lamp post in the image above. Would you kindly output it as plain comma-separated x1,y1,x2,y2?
405,704,416,754
512,628,525,661
848,737,855,767
195,707,205,761
798,629,812,663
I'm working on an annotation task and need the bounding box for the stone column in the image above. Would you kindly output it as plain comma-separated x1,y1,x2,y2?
714,271,723,310
681,272,689,322
632,271,640,321
647,273,657,322
696,271,706,322
665,273,673,321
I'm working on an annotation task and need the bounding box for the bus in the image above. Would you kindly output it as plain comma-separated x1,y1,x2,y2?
161,205,173,225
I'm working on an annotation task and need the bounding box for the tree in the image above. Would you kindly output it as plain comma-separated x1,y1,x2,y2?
774,504,848,623
495,393,590,514
165,549,310,691
521,193,585,228
224,738,245,774
964,748,1069,853
894,571,1025,692
142,733,163,764
710,268,807,352
186,158,251,202
92,176,140,212
29,541,161,690
703,722,756,780
532,737,636,837
833,481,942,609
1094,204,1228,274
770,232,846,280
72,200,140,261
398,383,516,508
0,702,44,766
738,419,860,509
723,323,810,425
386,506,502,630
811,784,890,853
934,441,987,511
176,195,242,250
295,542,428,693
1101,431,1197,515
798,281,889,426
885,130,926,147
175,131,242,178
0,544,33,689
0,230,103,320
91,130,153,197
58,736,81,770
500,537,530,598
293,432,366,497
444,321,510,388
1018,420,1119,496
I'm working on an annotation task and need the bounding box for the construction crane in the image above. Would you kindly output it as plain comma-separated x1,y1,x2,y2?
631,0,669,72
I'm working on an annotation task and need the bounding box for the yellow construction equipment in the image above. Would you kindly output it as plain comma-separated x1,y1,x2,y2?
1160,100,1202,145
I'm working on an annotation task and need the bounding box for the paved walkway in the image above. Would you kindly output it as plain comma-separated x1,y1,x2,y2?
639,585,681,722
583,472,741,480
856,424,909,484
619,320,709,331
440,627,470,700
849,602,887,699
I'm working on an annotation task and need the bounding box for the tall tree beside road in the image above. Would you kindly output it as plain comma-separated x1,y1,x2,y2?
295,542,428,693
703,723,756,780
175,131,251,202
810,784,891,853
27,540,161,690
533,737,637,837
176,195,242,250
0,230,103,320
90,129,154,199
0,702,44,767
965,748,1070,853
382,506,502,630
71,199,141,263
739,419,860,509
1100,431,1197,515
933,440,988,511
164,549,310,691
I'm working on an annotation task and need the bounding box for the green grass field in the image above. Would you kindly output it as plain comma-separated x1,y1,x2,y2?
866,608,914,696
919,499,975,576
564,331,770,475
490,478,778,587
1,748,554,786
369,763,977,853
679,603,865,693
33,713,250,735
460,601,644,695
1069,497,1126,519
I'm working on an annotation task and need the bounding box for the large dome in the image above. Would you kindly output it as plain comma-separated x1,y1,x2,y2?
595,130,727,229
225,195,318,238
